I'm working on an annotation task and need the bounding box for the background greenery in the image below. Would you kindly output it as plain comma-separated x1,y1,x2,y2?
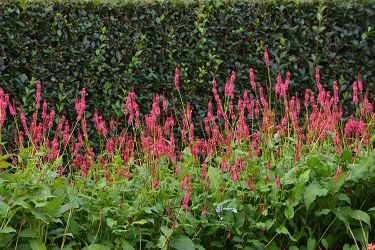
0,0,374,122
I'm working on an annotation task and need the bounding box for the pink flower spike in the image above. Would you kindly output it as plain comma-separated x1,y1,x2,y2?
174,67,180,91
333,81,339,104
153,177,160,190
352,81,358,104
357,71,363,93
182,186,190,214
264,47,270,68
275,176,280,189
315,68,320,86
202,201,207,217
249,68,256,91
246,178,255,191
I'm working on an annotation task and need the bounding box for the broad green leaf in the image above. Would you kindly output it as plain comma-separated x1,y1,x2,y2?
160,226,173,238
304,182,328,208
157,235,167,249
131,219,153,226
351,227,369,243
341,150,351,162
0,161,12,168
321,238,329,249
42,194,66,218
316,209,331,216
195,244,206,250
19,228,38,238
347,153,375,182
207,166,222,189
284,202,294,219
299,169,311,183
351,210,371,228
0,203,9,218
30,209,50,224
0,226,16,233
343,244,351,250
106,218,117,229
307,238,316,250
306,156,319,168
337,193,351,205
333,206,353,227
169,236,195,250
29,239,47,250
82,244,111,250
121,240,135,250
57,203,71,218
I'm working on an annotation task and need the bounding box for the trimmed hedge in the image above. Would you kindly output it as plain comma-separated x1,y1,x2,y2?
0,0,374,122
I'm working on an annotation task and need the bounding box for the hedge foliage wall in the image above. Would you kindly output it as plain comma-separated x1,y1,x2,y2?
0,0,374,123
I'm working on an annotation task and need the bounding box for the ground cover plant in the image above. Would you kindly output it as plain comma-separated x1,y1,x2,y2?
0,51,375,249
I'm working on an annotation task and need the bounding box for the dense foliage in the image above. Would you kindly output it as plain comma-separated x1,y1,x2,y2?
0,0,374,124
0,59,375,249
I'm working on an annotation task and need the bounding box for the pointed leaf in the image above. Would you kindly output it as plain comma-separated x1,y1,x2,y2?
351,210,371,228
0,226,16,233
169,236,195,250
29,239,47,250
19,228,38,238
82,244,111,250
304,182,328,208
42,194,66,218
0,161,12,168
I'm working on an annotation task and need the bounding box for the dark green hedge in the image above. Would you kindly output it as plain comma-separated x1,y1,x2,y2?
0,0,374,122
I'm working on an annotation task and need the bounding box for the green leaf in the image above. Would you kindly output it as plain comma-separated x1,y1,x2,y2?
284,202,294,219
160,226,173,238
321,238,329,249
334,206,353,227
207,166,222,189
351,210,371,228
317,209,331,216
275,226,296,241
0,226,16,233
351,227,369,243
169,236,195,250
121,240,135,250
306,156,319,168
29,239,47,250
341,150,351,162
19,228,38,238
0,161,12,168
131,219,150,226
299,169,311,183
42,194,66,218
347,153,375,182
304,182,328,208
307,238,316,250
82,244,111,250
106,218,117,229
0,154,13,161
337,193,351,205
